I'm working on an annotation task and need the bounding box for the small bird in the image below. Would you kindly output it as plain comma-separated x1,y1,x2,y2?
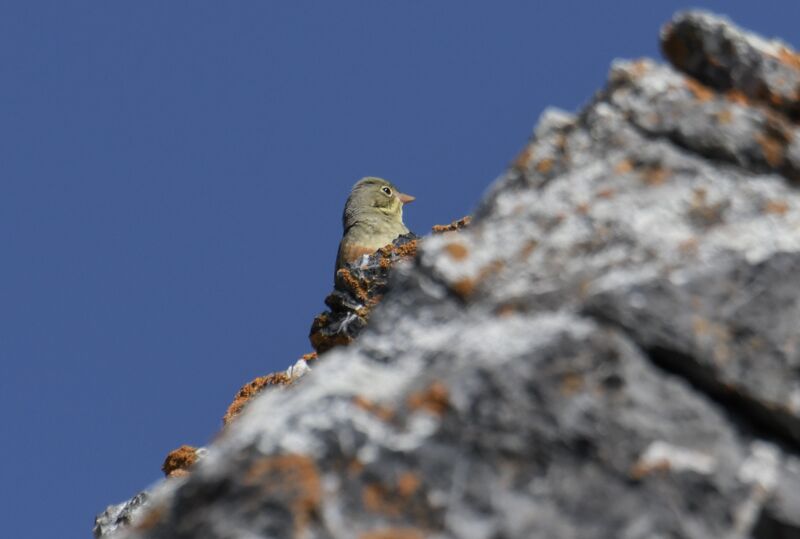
335,177,415,274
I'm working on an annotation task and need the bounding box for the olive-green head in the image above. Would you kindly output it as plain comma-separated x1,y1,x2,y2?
342,177,415,229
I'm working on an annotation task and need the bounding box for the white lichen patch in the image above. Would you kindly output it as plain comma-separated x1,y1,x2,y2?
635,440,717,475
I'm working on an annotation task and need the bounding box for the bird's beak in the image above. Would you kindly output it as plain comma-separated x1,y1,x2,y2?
398,192,415,204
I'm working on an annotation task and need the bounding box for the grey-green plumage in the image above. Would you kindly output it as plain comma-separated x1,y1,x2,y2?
335,177,415,274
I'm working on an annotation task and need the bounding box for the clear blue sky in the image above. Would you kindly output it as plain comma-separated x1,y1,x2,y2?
2,2,797,537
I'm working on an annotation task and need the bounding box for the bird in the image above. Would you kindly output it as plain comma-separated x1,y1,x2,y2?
335,177,415,274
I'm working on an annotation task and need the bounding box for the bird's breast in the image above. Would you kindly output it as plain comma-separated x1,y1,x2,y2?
337,220,409,266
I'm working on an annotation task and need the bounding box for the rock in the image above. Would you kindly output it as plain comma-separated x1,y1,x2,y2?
661,11,800,121
309,233,419,355
221,352,318,427
431,215,472,234
161,446,205,478
93,492,149,538
96,11,800,538
309,218,471,356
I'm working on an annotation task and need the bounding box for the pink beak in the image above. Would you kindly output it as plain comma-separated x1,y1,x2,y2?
398,192,415,204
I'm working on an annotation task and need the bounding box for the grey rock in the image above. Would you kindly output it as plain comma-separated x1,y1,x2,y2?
753,452,800,538
97,10,800,539
93,492,149,538
661,10,800,121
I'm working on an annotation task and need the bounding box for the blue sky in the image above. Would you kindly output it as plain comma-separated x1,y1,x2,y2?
2,2,797,537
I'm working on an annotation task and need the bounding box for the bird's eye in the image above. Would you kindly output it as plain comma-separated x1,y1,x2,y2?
381,187,392,196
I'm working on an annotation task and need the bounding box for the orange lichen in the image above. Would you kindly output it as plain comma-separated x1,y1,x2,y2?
443,242,469,260
715,109,733,124
575,202,590,215
693,187,708,202
243,454,322,531
223,371,292,425
763,199,790,215
375,240,418,271
301,351,318,363
362,483,402,517
688,188,726,226
560,373,585,396
691,317,732,362
756,132,786,167
407,381,449,416
536,158,554,174
482,260,505,278
337,267,371,304
678,237,700,255
379,239,418,258
595,187,616,199
517,239,539,261
554,132,568,151
777,46,800,71
451,260,505,299
310,325,354,354
353,395,395,422
360,528,425,539
767,91,786,109
511,145,534,170
362,472,424,519
725,90,750,105
629,59,650,77
642,166,670,186
614,159,633,175
313,311,330,326
432,216,471,233
347,459,365,475
397,472,421,497
685,78,715,102
630,458,672,480
494,304,518,318
692,316,710,337
451,277,477,298
577,279,592,301
162,445,200,477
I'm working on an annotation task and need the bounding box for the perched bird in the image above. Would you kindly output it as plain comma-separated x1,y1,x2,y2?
335,177,415,274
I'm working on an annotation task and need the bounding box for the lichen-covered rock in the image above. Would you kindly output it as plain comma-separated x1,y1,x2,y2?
309,233,419,354
223,370,293,426
93,492,149,539
310,219,471,356
221,352,317,427
160,445,210,479
661,11,800,120
430,215,471,234
97,11,800,538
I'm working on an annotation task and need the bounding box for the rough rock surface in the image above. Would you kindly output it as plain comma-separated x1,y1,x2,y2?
309,233,419,354
97,11,800,539
94,492,149,538
222,352,318,426
161,446,205,478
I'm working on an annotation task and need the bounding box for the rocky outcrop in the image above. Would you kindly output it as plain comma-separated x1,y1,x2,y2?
222,352,317,426
161,446,205,479
309,233,420,355
96,11,800,538
310,217,471,356
93,492,150,539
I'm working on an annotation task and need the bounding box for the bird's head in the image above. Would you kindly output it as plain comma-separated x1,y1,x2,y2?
344,177,415,226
